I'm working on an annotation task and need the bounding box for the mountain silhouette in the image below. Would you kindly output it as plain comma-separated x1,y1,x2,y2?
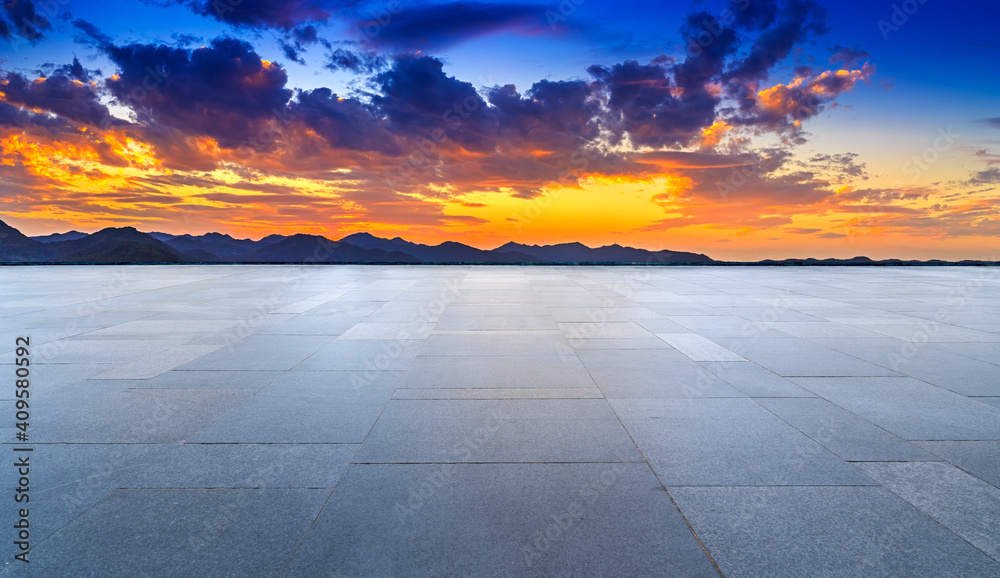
236,234,419,263
495,241,712,264
8,218,978,265
31,231,88,243
0,219,719,264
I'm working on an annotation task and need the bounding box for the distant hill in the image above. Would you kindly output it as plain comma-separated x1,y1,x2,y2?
158,232,264,259
6,218,993,265
236,234,419,263
1,220,50,261
31,230,88,243
341,232,539,263
46,227,187,263
495,241,713,264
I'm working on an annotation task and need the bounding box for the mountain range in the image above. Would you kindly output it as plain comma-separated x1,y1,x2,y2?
0,219,712,264
2,220,993,266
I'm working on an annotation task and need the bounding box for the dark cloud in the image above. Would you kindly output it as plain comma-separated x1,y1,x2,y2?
279,25,323,64
725,0,828,82
290,87,401,154
489,79,601,151
0,70,118,126
1,0,51,41
966,167,1000,186
589,58,717,148
280,40,307,64
731,0,779,30
357,1,544,50
35,57,99,81
830,45,869,68
171,32,202,46
55,57,93,81
71,19,112,47
325,48,386,73
103,37,293,148
186,0,334,30
806,151,868,180
0,100,73,129
980,117,1000,129
371,55,494,149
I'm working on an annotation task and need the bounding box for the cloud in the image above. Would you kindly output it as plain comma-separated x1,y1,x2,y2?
185,0,335,30
0,70,118,126
965,167,1000,186
829,45,870,68
733,65,874,133
1,0,51,41
725,0,829,82
279,25,324,64
357,2,545,51
371,54,494,149
102,37,293,148
325,48,386,73
980,117,1000,129
71,19,113,47
804,151,868,180
589,58,718,148
289,87,401,154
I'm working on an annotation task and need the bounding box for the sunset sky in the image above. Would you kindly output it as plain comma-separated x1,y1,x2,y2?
1,0,998,260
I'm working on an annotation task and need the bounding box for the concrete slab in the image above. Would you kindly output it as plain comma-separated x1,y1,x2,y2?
355,398,643,463
6,265,1000,574
611,398,874,486
670,486,1000,576
285,463,718,577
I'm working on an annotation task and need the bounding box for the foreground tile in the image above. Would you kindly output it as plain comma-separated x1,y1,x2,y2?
611,398,873,485
127,443,358,488
579,349,742,398
354,399,643,463
700,362,814,397
21,489,329,574
295,339,424,371
656,333,745,361
792,377,1000,440
855,462,1000,560
176,335,336,371
914,441,1000,488
736,338,900,377
670,486,1000,576
419,333,571,356
119,369,284,389
401,355,595,389
757,398,937,462
29,388,256,443
285,463,717,577
190,371,399,443
0,444,169,545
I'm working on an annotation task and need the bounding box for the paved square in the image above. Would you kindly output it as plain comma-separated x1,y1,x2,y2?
2,265,1000,575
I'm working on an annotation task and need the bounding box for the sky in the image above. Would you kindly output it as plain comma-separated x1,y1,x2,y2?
0,0,998,260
